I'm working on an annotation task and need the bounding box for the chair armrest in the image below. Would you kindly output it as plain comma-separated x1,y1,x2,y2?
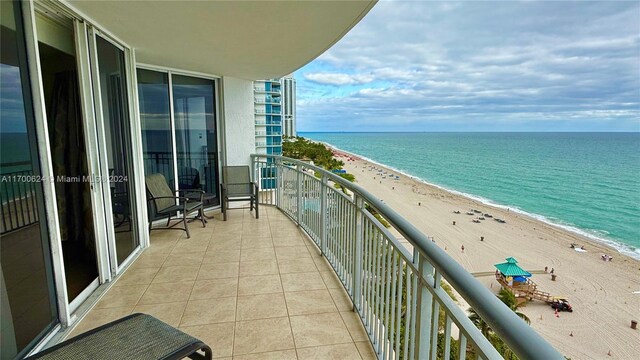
147,195,190,203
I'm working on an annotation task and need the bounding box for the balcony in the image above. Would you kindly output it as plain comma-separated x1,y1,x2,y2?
67,155,561,360
68,208,376,358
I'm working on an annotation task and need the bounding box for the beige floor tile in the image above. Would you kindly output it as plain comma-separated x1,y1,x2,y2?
236,293,288,321
240,247,276,262
275,246,310,261
69,307,133,337
239,260,279,277
311,257,334,272
147,238,178,253
190,278,238,300
204,249,241,263
152,265,200,284
238,275,282,296
241,236,274,249
281,272,325,292
290,312,352,348
278,258,317,274
94,285,148,309
198,262,240,280
209,236,242,250
180,228,213,241
232,350,297,360
132,301,187,326
319,271,343,289
285,289,337,316
297,343,362,360
354,341,376,360
180,322,235,358
138,281,194,305
163,252,205,267
242,229,272,239
340,311,368,342
180,297,236,326
329,287,354,311
233,317,294,355
172,238,211,253
131,251,169,268
272,236,305,247
114,267,159,286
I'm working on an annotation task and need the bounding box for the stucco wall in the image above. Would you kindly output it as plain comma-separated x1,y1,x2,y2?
221,76,254,166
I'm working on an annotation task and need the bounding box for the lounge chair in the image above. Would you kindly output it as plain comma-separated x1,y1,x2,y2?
25,313,212,359
145,173,205,238
220,165,258,221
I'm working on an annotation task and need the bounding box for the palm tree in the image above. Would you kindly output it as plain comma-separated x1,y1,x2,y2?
497,288,531,324
468,307,491,337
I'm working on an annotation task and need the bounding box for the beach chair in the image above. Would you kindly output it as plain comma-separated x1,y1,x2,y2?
220,166,258,221
145,173,205,238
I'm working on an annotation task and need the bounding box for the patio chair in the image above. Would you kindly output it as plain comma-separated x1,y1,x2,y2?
145,173,205,238
24,313,212,359
221,165,258,221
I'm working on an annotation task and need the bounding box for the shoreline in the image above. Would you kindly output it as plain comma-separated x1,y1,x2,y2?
320,141,639,261
320,141,640,359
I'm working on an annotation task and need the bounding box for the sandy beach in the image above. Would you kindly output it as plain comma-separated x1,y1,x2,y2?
331,150,640,359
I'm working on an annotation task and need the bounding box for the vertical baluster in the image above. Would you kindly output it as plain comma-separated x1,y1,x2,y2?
414,251,434,360
365,221,373,328
296,164,302,223
409,271,419,360
403,267,412,360
443,315,452,360
7,178,17,229
458,334,467,360
353,195,364,311
394,258,403,360
377,233,387,353
383,242,393,359
430,271,442,360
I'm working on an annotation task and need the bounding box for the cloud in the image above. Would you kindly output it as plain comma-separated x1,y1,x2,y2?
304,72,375,86
295,1,640,132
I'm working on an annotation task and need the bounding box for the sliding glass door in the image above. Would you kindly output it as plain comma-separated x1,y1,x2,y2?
137,70,220,209
173,75,218,204
92,35,139,267
1,1,58,358
35,9,99,306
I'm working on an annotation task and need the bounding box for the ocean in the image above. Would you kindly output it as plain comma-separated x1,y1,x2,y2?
301,132,640,259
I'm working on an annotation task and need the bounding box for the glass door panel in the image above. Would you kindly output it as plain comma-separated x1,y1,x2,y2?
137,69,174,185
1,1,58,358
172,75,219,206
35,10,99,304
93,36,138,266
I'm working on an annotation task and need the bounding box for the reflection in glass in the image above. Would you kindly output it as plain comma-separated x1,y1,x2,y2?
95,36,138,265
37,11,98,303
137,69,174,186
1,1,58,358
172,75,219,205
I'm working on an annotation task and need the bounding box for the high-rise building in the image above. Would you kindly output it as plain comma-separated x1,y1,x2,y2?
254,79,283,188
282,75,297,137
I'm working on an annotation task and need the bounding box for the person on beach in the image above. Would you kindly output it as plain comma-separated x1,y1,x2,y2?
461,245,465,252
545,266,548,273
550,268,554,274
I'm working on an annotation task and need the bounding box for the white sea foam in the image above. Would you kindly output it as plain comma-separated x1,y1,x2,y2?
320,140,640,260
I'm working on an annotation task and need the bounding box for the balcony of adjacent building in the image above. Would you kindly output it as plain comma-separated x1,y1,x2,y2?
66,155,563,360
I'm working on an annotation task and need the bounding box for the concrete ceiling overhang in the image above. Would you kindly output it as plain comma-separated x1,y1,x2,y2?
67,0,376,80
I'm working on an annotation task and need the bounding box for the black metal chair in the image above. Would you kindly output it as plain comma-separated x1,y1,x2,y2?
145,173,205,238
221,166,258,221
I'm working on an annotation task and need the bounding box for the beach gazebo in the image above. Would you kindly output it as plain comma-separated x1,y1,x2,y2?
495,257,532,287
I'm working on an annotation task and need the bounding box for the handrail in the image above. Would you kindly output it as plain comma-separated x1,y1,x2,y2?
252,154,563,360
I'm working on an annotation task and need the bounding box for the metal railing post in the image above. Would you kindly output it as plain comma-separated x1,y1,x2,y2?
296,164,302,224
320,175,328,255
275,159,281,208
414,250,434,360
353,195,364,311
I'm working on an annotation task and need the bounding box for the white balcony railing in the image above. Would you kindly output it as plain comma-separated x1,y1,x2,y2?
251,154,564,360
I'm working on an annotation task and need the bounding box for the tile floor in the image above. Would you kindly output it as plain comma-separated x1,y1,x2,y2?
69,206,376,359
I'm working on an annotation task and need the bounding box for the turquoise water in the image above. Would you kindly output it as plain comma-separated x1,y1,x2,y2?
301,132,640,259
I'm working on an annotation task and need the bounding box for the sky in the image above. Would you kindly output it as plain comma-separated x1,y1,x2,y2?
294,0,640,132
